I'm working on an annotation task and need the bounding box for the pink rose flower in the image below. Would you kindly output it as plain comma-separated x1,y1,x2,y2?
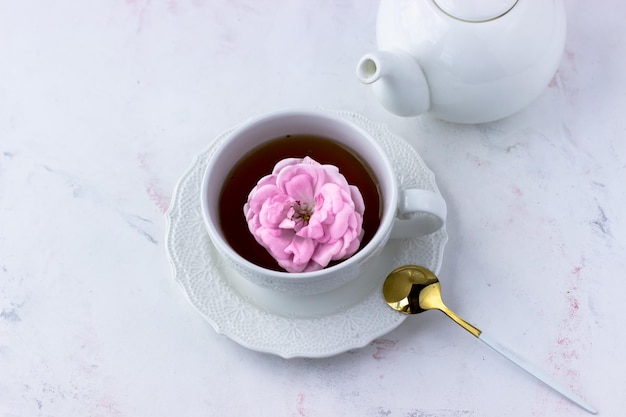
243,156,365,273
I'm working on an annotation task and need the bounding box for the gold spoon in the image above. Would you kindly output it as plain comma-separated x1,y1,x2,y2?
383,265,597,414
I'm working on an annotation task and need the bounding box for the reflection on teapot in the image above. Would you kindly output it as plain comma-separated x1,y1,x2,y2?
357,0,566,124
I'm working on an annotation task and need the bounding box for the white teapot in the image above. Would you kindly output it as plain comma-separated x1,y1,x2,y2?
356,0,566,123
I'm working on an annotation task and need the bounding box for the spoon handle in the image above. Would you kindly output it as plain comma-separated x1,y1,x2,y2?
478,332,597,414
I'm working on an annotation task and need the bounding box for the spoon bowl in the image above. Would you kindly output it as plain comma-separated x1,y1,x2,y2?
383,265,480,336
382,264,437,313
382,265,597,414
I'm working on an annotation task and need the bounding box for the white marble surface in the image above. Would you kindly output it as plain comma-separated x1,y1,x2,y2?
1,1,624,416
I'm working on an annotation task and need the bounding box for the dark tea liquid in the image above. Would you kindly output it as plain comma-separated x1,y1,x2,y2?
218,135,382,271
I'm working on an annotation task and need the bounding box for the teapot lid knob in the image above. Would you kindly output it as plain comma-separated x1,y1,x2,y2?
433,0,517,22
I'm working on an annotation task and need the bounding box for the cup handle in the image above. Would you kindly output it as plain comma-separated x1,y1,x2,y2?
390,189,447,239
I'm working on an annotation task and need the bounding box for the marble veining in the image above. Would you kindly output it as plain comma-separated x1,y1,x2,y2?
1,0,624,416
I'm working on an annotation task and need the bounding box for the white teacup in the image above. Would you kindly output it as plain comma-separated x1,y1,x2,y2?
201,109,446,295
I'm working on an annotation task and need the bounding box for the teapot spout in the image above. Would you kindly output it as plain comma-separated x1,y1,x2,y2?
357,50,430,117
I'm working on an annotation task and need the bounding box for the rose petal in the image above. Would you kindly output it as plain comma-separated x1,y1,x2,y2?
297,219,324,240
349,185,365,214
311,240,343,266
282,172,316,203
284,235,315,266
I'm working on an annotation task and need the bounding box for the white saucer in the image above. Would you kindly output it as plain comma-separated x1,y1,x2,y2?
165,110,448,358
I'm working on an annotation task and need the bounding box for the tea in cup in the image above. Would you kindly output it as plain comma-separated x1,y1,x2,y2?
201,109,446,295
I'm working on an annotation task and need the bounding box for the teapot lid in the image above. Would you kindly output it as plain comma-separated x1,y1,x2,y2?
433,0,517,22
